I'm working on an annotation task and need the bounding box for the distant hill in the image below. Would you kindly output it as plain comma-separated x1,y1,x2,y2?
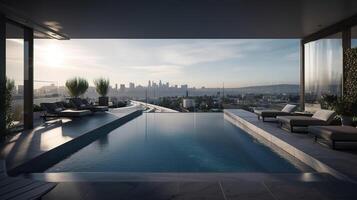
225,84,299,94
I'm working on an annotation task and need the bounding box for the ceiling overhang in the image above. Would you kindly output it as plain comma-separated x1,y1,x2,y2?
1,0,357,39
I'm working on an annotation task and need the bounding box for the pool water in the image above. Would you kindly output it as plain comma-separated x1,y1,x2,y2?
47,113,311,172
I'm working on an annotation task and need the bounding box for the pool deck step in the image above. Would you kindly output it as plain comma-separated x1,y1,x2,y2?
224,109,357,182
0,107,142,176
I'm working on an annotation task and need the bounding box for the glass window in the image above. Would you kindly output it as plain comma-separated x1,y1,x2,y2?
352,26,357,48
6,23,24,130
304,33,343,112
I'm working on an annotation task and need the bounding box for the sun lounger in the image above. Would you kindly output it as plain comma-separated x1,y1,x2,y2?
254,104,297,121
70,98,108,112
277,109,336,133
309,125,357,149
41,102,91,120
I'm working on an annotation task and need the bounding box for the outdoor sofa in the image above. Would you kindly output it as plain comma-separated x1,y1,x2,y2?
277,109,337,133
41,102,91,120
309,125,357,149
254,104,297,122
70,98,108,112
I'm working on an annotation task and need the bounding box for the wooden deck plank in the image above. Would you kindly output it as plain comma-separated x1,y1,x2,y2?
0,177,21,188
0,182,45,200
0,160,57,200
0,179,36,195
14,183,57,200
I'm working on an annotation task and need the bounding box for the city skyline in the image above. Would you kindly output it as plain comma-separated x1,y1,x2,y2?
6,39,300,88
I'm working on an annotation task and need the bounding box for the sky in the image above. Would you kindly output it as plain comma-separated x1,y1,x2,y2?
6,39,300,88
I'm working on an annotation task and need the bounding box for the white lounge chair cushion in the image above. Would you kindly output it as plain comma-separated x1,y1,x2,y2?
281,104,297,113
312,109,336,122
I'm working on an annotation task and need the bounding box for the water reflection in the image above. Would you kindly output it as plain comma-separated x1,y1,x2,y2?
97,135,109,150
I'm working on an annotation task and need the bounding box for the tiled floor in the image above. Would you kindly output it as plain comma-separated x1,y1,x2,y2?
26,172,356,199
41,180,357,200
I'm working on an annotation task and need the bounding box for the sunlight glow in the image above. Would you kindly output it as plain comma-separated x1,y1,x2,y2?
43,43,65,68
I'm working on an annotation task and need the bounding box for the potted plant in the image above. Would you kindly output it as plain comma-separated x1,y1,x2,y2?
65,77,89,99
94,78,110,106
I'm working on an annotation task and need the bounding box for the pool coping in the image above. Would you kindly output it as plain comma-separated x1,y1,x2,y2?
25,172,334,183
7,109,142,176
224,109,356,182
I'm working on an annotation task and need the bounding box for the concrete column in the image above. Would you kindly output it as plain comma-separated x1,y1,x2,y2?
24,27,34,129
299,40,305,111
0,14,6,134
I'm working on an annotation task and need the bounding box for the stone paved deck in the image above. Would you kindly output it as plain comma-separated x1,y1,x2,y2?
224,109,357,182
0,107,142,175
26,172,357,200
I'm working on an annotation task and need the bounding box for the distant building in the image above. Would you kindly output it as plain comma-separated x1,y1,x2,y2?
181,84,188,90
129,82,135,89
183,98,195,109
119,84,125,92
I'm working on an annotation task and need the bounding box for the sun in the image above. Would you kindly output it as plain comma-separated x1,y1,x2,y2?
43,43,65,68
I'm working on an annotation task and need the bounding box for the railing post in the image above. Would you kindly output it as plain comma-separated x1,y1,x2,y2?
0,13,6,135
24,27,34,130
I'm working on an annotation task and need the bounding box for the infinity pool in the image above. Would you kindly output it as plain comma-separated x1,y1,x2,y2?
47,113,311,172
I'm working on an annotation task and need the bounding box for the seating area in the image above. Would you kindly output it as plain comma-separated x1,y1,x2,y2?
40,98,108,121
309,126,357,149
254,105,357,150
254,104,297,122
70,98,109,112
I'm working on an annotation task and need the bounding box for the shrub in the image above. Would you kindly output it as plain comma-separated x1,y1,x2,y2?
65,77,89,98
319,94,337,110
5,78,15,131
344,47,357,103
94,78,110,97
